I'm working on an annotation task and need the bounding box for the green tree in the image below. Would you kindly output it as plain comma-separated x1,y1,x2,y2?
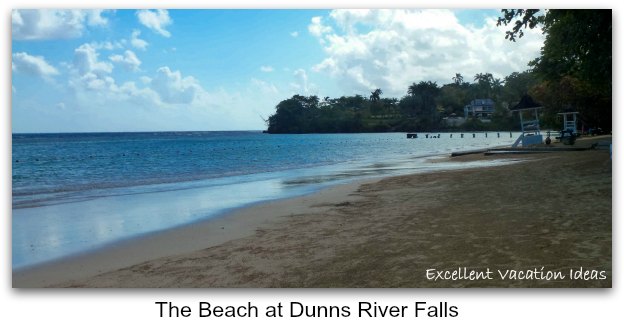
501,71,538,105
406,81,440,129
437,83,469,115
473,72,495,98
452,73,464,85
267,95,321,133
496,9,543,41
497,9,611,89
369,88,383,102
498,9,611,129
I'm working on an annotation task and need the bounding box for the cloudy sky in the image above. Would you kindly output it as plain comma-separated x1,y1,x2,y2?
11,9,545,133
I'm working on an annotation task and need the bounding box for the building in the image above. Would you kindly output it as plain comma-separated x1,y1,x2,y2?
464,99,495,121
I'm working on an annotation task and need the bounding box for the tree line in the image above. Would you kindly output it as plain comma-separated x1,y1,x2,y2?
266,10,611,134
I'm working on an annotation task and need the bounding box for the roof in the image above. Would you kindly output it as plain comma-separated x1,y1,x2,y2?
510,94,542,111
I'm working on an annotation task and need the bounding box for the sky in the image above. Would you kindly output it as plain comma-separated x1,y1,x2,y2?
11,9,546,133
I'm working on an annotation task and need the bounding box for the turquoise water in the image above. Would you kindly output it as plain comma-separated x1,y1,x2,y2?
12,131,521,269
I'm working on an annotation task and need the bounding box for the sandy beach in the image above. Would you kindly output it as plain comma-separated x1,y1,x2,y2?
14,136,612,288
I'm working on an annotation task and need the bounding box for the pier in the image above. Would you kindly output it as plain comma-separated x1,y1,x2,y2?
406,132,516,139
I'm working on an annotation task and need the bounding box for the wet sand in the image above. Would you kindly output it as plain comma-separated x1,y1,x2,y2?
14,136,612,288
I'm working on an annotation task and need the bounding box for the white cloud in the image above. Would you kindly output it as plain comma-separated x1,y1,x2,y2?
67,41,202,107
291,68,318,95
137,9,172,37
12,52,59,79
56,102,66,110
69,43,117,92
310,9,545,97
251,78,278,94
109,50,142,72
12,9,110,40
90,40,124,51
260,65,274,73
116,81,161,104
290,31,299,37
308,16,333,37
130,29,149,50
77,73,117,91
150,67,203,104
293,69,308,91
86,10,109,26
73,43,113,76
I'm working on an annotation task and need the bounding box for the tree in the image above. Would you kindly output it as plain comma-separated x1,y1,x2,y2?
266,70,555,133
437,83,469,115
473,72,495,98
267,95,322,133
535,10,611,94
491,78,504,100
497,9,612,130
501,71,538,105
407,83,418,97
496,9,543,41
474,72,494,85
497,9,611,92
452,73,464,85
405,81,440,129
369,88,383,102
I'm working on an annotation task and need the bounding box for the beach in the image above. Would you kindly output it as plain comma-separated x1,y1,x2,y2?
13,136,612,288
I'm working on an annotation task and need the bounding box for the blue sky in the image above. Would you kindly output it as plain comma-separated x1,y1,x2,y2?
11,9,545,132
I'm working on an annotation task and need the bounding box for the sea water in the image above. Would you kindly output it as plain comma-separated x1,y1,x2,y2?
12,131,522,269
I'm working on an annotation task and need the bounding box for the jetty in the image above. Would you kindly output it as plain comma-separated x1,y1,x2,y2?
450,139,609,157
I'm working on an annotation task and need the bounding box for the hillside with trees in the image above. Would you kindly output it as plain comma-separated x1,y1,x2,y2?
266,9,611,134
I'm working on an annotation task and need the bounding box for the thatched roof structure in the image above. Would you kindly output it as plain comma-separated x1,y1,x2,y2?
510,94,542,111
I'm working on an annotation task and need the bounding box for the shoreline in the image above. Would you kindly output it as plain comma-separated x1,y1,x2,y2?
12,155,520,287
13,136,612,287
12,178,377,287
12,140,520,273
13,155,516,287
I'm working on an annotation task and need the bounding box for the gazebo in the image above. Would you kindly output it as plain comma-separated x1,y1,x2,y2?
509,94,544,147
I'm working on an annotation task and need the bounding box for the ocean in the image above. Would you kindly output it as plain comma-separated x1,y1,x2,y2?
12,131,522,269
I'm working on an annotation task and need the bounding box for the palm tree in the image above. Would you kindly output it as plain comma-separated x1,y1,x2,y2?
407,83,418,97
370,88,383,102
492,78,504,100
405,81,440,123
474,73,495,98
452,73,464,85
474,72,494,85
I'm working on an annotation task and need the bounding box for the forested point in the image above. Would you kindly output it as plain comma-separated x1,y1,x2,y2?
266,9,611,134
